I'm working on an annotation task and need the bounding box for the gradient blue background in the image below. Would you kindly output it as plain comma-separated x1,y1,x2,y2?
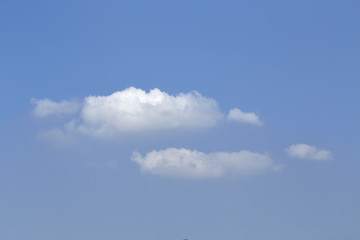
1,1,360,239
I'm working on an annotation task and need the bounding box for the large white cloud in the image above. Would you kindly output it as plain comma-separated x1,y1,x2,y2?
227,108,262,125
31,98,80,117
285,144,332,160
132,148,282,178
77,87,223,136
32,87,266,138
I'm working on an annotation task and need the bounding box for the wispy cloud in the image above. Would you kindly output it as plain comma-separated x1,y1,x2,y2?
285,144,332,160
227,108,262,126
31,98,80,117
132,148,282,178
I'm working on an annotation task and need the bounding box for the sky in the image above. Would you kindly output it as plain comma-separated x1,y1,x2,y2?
1,0,360,239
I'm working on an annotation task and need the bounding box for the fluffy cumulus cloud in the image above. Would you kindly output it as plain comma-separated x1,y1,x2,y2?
285,144,332,160
32,87,226,137
132,148,282,178
31,98,80,117
227,108,262,125
78,87,223,136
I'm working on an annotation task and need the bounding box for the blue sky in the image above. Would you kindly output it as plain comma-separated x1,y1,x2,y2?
1,0,360,239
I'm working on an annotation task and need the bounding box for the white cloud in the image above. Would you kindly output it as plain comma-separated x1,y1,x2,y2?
32,87,227,137
227,108,262,125
32,87,265,138
285,144,332,160
132,148,282,178
31,98,80,117
77,87,223,136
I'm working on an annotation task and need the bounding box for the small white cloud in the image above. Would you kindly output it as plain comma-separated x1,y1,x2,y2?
285,144,332,160
31,98,80,117
227,108,262,125
131,148,281,178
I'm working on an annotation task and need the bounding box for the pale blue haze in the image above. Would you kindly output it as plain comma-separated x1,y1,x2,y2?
1,1,360,239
